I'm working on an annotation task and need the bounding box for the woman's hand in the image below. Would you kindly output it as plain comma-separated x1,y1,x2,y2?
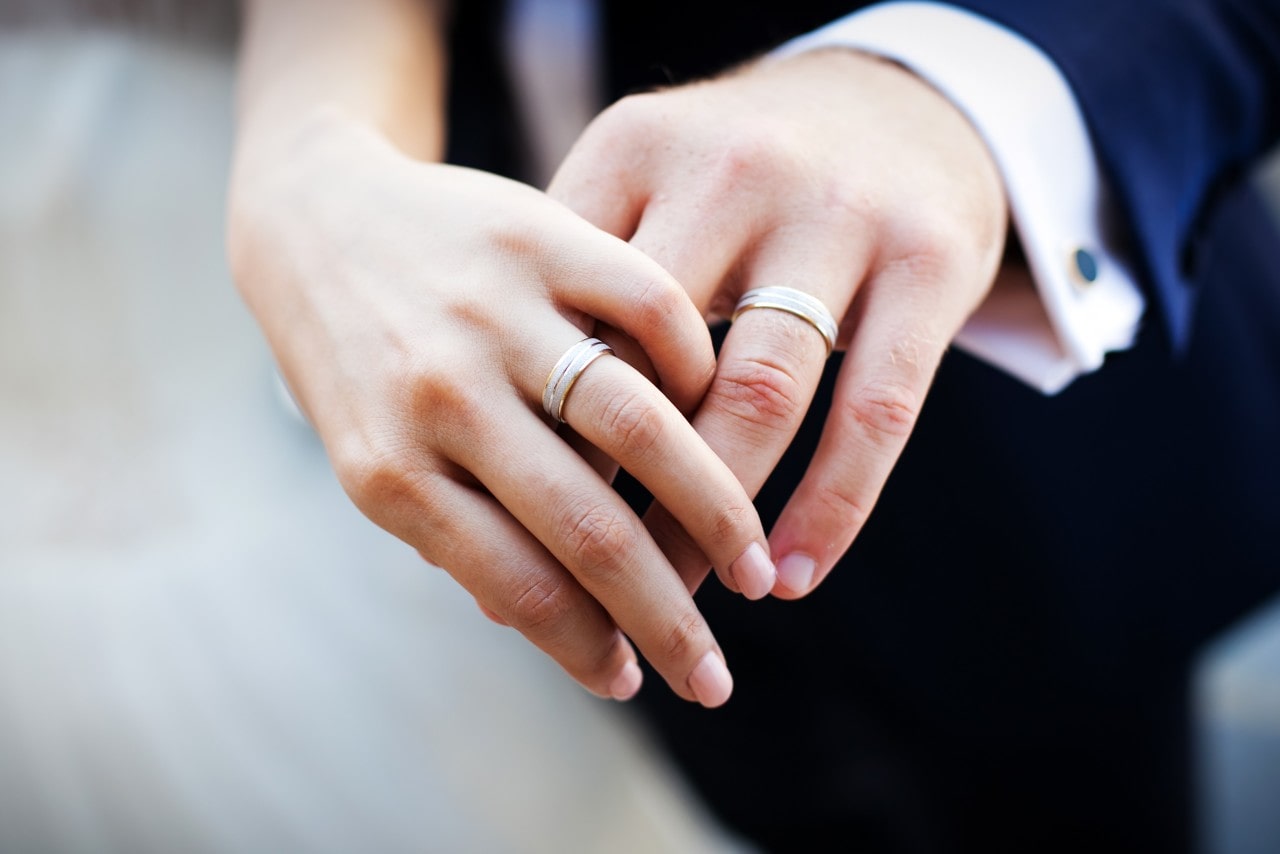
228,113,778,707
550,48,1009,599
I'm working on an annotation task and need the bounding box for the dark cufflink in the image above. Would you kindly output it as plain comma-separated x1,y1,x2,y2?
1069,246,1099,288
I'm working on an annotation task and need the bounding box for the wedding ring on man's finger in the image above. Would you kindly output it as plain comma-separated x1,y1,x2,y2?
731,286,839,357
542,337,614,424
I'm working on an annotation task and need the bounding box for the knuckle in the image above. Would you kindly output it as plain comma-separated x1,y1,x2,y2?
593,93,661,141
555,496,636,580
335,436,426,520
842,379,922,443
709,355,805,433
659,610,707,665
402,360,487,436
811,481,873,534
887,219,971,283
820,180,875,227
706,503,752,551
605,92,651,121
484,218,548,266
602,390,666,461
508,573,576,635
898,161,1007,261
628,274,686,331
711,124,792,187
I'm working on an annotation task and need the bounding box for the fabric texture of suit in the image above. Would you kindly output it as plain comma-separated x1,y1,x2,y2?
448,3,1280,852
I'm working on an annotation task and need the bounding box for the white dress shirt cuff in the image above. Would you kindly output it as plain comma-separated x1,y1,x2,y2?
771,1,1145,394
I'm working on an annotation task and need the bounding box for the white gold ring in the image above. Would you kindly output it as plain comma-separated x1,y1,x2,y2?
731,286,838,356
542,337,613,424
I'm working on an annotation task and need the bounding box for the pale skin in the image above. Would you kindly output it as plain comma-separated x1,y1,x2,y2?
229,0,777,709
228,1,1007,707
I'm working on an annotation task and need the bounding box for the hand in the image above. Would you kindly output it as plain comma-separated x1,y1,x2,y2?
228,111,780,706
550,48,1008,598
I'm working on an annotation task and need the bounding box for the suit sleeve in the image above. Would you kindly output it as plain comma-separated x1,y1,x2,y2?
773,3,1149,393
954,0,1280,350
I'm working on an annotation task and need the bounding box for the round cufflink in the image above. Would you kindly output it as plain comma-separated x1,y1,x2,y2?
1069,246,1099,289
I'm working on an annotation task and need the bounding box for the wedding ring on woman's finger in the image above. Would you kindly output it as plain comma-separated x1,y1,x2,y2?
731,286,838,357
543,336,614,424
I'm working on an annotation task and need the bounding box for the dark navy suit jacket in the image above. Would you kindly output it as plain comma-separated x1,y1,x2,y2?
603,0,1280,351
447,3,1280,852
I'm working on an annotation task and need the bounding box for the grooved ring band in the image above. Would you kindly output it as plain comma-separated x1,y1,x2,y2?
731,286,838,356
542,337,613,424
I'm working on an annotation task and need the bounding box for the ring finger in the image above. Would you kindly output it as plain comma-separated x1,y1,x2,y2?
642,231,871,592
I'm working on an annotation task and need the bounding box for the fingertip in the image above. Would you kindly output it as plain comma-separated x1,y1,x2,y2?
730,541,777,601
774,552,816,598
588,633,642,701
609,660,644,701
688,650,734,709
717,562,743,596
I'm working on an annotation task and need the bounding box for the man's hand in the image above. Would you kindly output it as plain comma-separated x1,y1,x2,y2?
550,48,1008,598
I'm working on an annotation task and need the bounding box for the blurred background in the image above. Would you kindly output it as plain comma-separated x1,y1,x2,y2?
1,6,1277,854
0,9,753,854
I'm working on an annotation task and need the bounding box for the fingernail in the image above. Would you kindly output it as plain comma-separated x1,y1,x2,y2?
776,553,816,594
609,661,643,702
688,651,733,708
730,542,777,601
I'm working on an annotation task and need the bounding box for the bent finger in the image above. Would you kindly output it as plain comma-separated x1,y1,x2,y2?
625,198,751,315
553,236,716,415
454,395,737,708
555,347,776,600
383,470,643,701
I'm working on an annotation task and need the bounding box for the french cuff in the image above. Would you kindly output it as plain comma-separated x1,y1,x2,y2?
771,1,1145,395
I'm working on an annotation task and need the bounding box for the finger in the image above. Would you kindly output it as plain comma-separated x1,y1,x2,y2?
476,599,510,627
562,425,617,487
454,395,737,708
549,98,756,317
557,349,777,600
547,124,648,240
644,232,872,592
553,236,715,415
642,303,830,594
560,323,652,486
523,326,775,598
626,198,751,315
383,470,644,701
767,259,969,599
595,323,655,387
622,205,826,596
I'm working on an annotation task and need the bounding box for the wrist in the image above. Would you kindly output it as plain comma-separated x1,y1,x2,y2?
227,106,387,289
230,102,378,202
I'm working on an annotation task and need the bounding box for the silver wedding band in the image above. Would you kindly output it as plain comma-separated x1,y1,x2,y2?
542,337,613,424
731,286,838,356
